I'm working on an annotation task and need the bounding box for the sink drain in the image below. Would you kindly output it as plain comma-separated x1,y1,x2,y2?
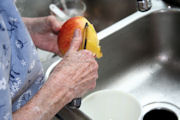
143,109,178,120
141,102,180,120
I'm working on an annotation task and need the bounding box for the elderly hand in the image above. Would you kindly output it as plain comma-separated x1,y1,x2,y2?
51,29,98,99
23,16,62,56
13,29,98,120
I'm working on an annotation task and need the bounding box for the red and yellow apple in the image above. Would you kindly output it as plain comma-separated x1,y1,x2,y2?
58,16,102,58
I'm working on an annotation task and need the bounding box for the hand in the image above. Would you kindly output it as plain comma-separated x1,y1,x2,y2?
51,29,98,99
13,29,98,120
23,16,63,55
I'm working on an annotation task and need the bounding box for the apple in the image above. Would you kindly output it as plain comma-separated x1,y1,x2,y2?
58,16,102,58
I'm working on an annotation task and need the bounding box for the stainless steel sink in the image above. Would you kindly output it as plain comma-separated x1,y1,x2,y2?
96,9,180,100
96,9,180,118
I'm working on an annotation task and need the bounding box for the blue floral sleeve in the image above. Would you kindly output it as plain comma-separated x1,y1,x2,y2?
0,0,45,119
0,15,12,120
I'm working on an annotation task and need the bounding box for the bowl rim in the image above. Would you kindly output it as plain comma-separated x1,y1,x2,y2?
81,89,143,120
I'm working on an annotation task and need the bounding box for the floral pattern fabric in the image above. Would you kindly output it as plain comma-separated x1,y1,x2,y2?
0,0,45,119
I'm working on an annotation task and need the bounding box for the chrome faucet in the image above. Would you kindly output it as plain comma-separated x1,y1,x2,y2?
137,0,152,12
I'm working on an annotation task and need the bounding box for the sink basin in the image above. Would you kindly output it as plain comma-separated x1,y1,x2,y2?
93,9,180,119
96,10,180,107
15,0,137,31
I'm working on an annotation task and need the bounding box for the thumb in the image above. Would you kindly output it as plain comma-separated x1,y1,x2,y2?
68,29,82,53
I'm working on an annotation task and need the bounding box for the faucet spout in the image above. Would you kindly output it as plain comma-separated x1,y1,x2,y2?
137,0,152,12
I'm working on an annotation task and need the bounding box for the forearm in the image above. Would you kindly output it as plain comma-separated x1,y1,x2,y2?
13,73,73,120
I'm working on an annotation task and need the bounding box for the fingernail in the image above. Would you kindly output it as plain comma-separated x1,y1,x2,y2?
74,29,80,37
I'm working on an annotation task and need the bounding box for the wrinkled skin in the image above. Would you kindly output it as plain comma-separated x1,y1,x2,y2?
51,29,98,99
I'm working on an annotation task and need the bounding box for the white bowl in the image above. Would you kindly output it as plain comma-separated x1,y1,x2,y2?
80,90,142,120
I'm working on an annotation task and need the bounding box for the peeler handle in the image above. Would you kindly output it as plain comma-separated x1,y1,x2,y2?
68,98,81,109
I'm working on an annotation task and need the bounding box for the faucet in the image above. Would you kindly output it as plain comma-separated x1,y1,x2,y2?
137,0,152,12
